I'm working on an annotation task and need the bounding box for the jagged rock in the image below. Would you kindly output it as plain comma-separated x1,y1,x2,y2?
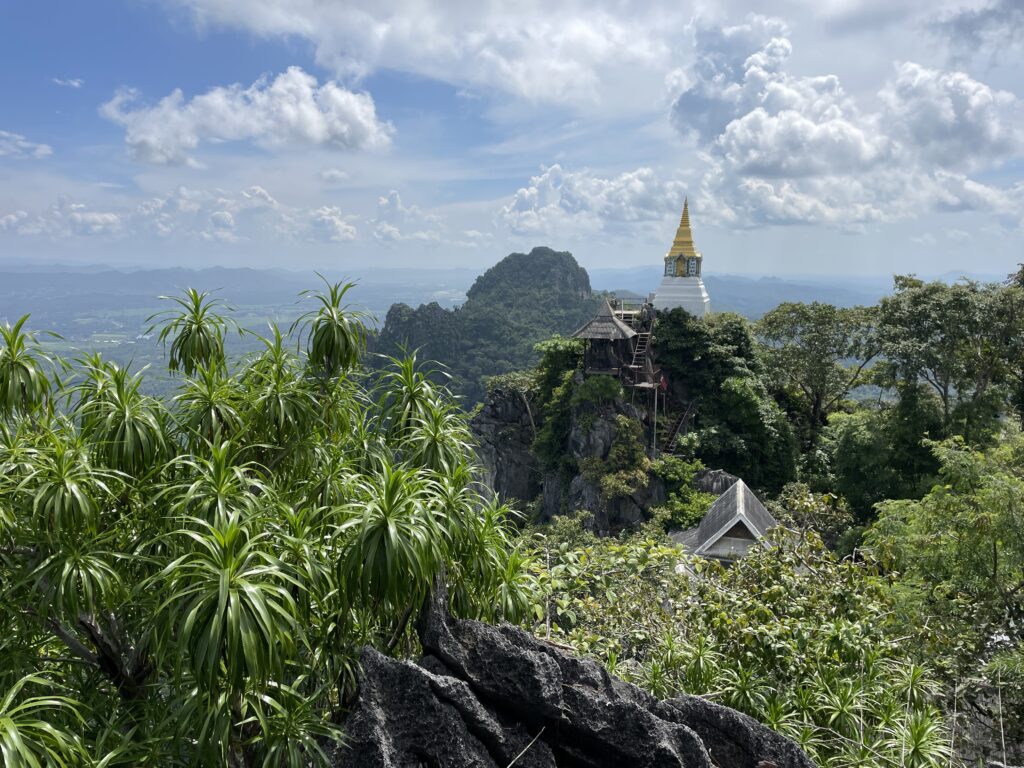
694,468,740,496
471,384,541,504
568,416,617,461
568,474,603,517
540,473,567,521
566,472,667,533
335,586,815,768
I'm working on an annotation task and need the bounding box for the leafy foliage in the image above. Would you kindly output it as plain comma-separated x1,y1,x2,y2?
866,432,1024,745
757,302,878,448
525,519,957,766
0,284,534,767
655,309,798,492
648,455,717,530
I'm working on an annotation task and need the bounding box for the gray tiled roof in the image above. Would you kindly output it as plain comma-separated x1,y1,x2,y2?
669,527,700,550
571,301,637,341
694,480,776,554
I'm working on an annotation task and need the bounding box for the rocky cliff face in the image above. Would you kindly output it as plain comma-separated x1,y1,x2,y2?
334,585,815,768
542,399,666,533
471,381,541,504
472,380,667,533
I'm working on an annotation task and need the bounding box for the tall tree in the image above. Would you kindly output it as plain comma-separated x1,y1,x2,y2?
757,302,878,448
877,277,1007,441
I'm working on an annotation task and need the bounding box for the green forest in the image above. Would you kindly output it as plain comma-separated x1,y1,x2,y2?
1,268,1023,765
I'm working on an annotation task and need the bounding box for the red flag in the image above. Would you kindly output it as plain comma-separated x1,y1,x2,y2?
659,373,668,391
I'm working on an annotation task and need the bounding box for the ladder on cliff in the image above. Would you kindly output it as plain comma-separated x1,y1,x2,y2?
663,399,698,453
663,413,686,453
630,332,650,369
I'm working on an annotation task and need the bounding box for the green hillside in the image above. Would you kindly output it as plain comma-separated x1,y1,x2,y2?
371,246,601,402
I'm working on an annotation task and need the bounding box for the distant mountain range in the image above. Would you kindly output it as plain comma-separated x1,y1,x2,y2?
1,259,1008,334
589,266,1007,319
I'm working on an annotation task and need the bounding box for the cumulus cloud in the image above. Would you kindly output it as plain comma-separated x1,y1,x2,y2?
167,0,683,107
880,62,1022,169
499,164,687,236
53,77,84,88
666,15,1024,229
67,206,123,236
1,184,372,245
0,211,29,231
0,130,53,159
101,66,392,164
0,201,122,237
372,190,440,242
307,206,357,241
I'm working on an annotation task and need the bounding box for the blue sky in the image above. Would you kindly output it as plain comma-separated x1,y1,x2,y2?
1,0,1022,278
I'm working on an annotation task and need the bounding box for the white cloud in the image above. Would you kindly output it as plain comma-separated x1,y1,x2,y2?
667,15,1024,229
0,211,29,231
498,164,687,236
166,0,684,108
0,201,122,237
319,168,350,183
67,206,123,236
0,130,53,159
3,184,371,245
53,78,84,88
307,206,357,241
880,62,1022,169
372,190,440,242
101,66,392,164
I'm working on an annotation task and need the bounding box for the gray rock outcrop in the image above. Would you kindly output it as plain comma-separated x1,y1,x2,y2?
694,468,740,496
472,383,541,505
335,586,814,768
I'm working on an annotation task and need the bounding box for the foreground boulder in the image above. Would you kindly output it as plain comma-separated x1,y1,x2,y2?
334,587,813,767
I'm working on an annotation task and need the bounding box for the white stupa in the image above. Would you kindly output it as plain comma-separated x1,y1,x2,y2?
651,198,711,317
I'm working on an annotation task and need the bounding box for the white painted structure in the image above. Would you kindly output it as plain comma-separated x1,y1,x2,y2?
651,198,711,317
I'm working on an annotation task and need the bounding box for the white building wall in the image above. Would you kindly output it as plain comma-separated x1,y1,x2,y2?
652,276,711,317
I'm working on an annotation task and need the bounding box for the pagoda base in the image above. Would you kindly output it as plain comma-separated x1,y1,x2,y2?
651,276,711,317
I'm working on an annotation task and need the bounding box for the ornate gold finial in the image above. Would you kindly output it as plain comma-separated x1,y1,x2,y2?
669,197,698,258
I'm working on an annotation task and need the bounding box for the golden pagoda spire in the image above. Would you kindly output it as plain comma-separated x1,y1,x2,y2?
669,196,698,258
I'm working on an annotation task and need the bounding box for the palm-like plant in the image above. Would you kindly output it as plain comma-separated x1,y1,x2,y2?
1,277,543,765
244,324,319,452
156,513,298,693
375,352,444,443
165,440,268,523
22,427,113,542
174,361,245,448
29,533,123,619
337,461,445,615
0,315,52,418
243,680,343,768
885,705,954,767
73,361,168,475
293,277,367,380
148,289,232,375
404,400,473,473
0,675,85,767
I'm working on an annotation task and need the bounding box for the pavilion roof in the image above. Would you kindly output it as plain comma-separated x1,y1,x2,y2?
693,480,777,555
571,301,637,341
